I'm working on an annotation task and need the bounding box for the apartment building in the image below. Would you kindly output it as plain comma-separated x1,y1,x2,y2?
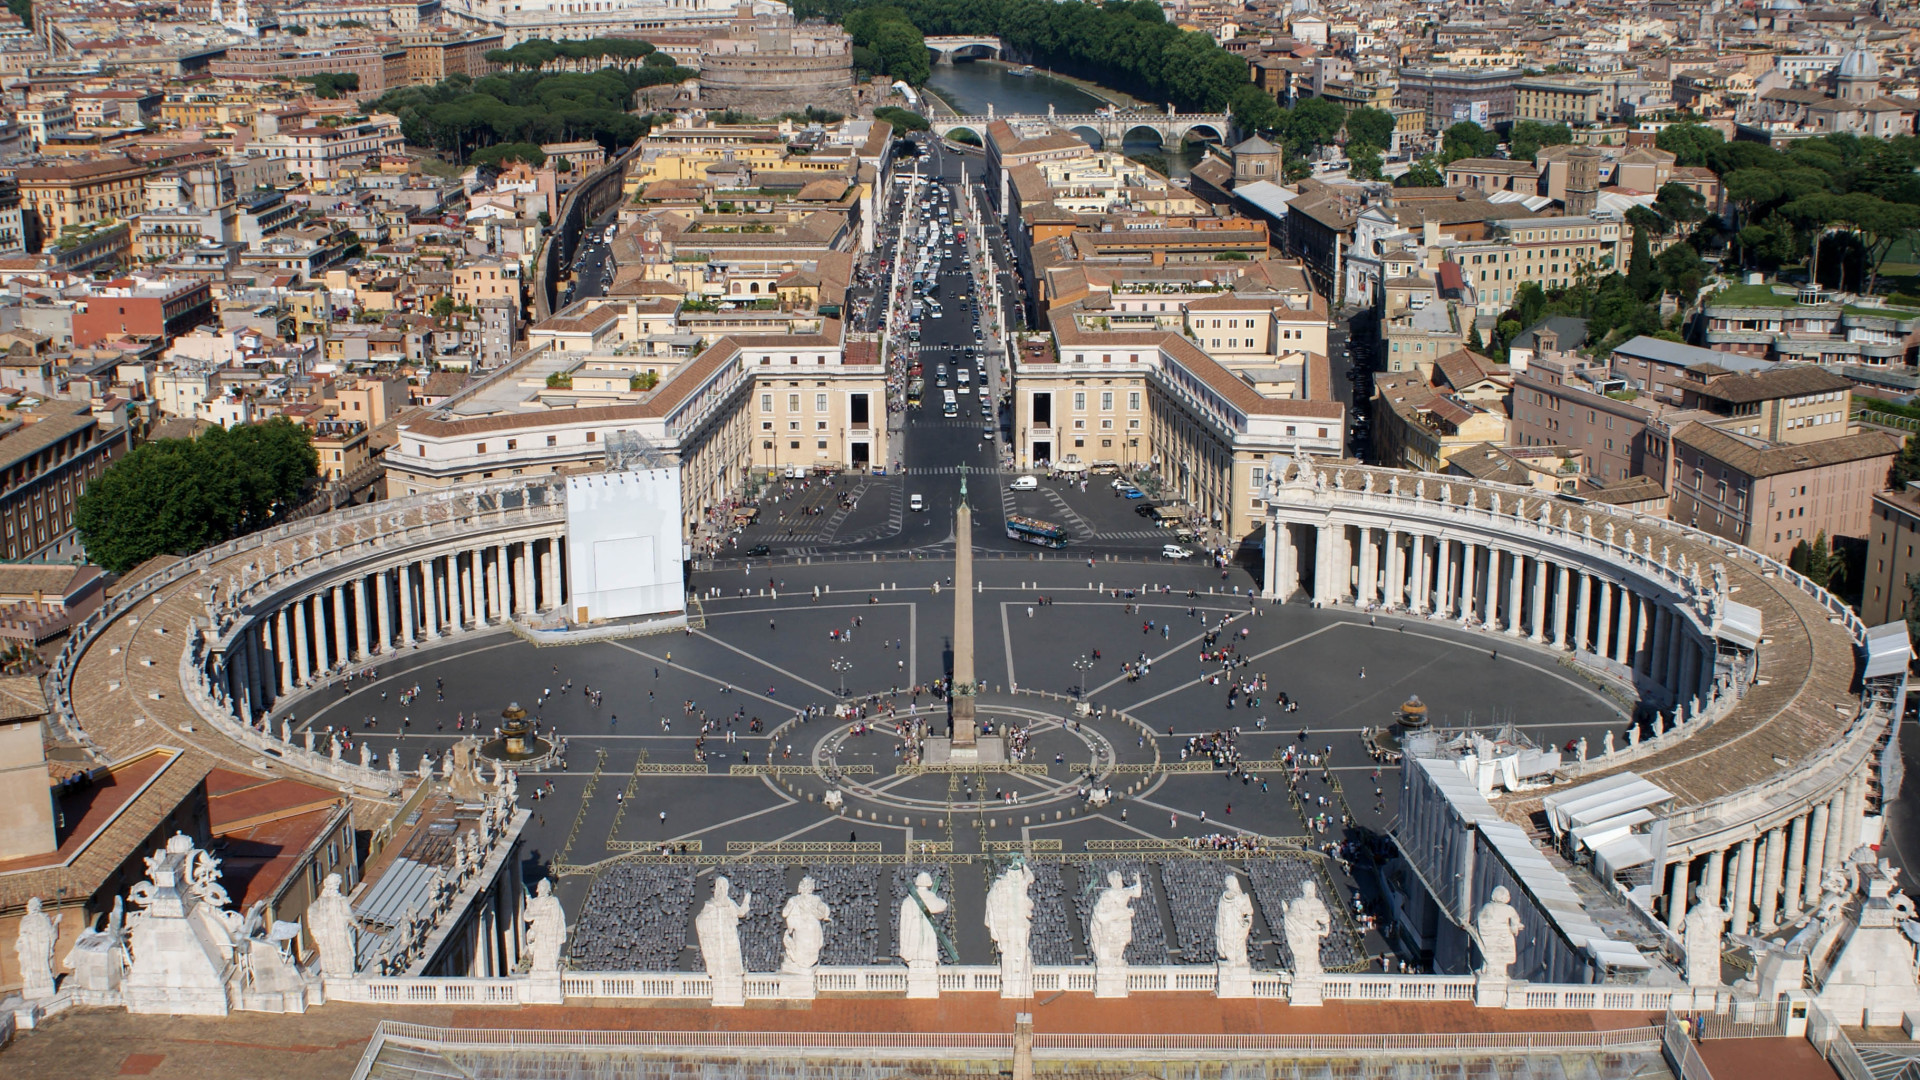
16,157,149,244
1664,421,1897,559
1446,215,1626,314
0,404,131,562
1514,78,1606,125
1396,67,1522,132
1699,283,1920,366
1861,485,1920,626
1370,367,1509,471
254,117,407,182
1016,307,1345,542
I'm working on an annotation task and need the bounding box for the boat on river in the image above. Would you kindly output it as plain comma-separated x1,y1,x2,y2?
1010,65,1035,77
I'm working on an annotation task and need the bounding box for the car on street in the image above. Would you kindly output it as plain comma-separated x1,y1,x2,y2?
1118,486,1145,499
981,428,994,440
909,493,926,512
1161,544,1193,559
1008,475,1038,490
745,544,771,557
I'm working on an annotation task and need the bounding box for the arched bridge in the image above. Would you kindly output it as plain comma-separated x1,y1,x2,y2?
932,107,1235,149
924,36,1004,63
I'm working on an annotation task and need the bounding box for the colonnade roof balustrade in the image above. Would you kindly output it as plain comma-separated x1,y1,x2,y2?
1266,459,1875,852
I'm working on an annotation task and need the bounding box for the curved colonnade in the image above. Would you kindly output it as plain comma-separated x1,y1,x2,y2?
48,479,574,798
1261,458,1894,941
42,463,1898,954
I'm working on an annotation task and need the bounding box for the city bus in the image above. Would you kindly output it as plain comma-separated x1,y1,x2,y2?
942,390,958,417
907,377,924,406
1006,515,1068,549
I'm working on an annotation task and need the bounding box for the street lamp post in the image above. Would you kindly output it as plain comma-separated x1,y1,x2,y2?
832,657,852,698
1072,655,1095,700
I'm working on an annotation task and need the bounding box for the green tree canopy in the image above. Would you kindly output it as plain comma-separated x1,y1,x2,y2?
1284,97,1346,156
1507,120,1571,164
1344,107,1395,151
1654,122,1725,168
76,419,319,573
1439,121,1497,164
1396,157,1444,188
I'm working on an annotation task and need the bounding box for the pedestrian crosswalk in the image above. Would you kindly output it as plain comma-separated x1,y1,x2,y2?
901,465,1002,475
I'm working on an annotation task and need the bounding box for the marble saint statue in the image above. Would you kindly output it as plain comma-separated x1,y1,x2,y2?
307,873,358,979
985,861,1036,998
1283,881,1331,1005
14,896,61,998
1089,870,1143,969
523,879,568,976
780,876,831,976
898,871,948,969
696,875,752,1005
1215,875,1254,969
1475,885,1524,981
1685,897,1726,989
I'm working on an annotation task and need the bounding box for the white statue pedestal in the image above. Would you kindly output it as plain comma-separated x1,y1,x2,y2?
1216,962,1253,999
710,970,745,1007
906,960,940,999
522,973,563,1005
1474,975,1510,1009
1288,974,1323,1007
780,970,817,1000
1094,964,1128,998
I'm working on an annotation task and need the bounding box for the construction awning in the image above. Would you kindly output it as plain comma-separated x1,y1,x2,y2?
1865,621,1914,680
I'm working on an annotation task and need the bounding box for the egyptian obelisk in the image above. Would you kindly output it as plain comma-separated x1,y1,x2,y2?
950,468,977,747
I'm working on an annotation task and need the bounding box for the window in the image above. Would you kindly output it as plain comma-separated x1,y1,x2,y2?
586,432,595,442
1129,392,1141,410
761,393,772,412
1101,391,1114,411
1073,392,1086,411
476,442,486,453
506,439,517,451
815,393,828,412
788,393,801,412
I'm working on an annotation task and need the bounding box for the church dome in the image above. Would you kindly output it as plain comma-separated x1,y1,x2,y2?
1838,48,1880,79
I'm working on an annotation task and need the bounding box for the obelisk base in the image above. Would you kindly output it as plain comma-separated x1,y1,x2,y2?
950,695,977,748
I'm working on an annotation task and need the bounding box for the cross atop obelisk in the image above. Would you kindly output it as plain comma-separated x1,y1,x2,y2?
950,467,977,747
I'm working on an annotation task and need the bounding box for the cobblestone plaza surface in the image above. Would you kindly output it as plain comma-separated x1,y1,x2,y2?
270,556,1625,971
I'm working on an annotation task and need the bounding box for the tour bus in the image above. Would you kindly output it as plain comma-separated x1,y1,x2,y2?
942,390,959,417
1006,515,1068,549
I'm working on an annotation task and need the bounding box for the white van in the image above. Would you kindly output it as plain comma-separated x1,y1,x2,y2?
1008,475,1038,491
910,493,926,512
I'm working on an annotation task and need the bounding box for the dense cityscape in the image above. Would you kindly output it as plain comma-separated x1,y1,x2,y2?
0,0,1915,1077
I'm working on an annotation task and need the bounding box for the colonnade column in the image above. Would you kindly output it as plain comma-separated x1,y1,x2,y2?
399,563,417,645
515,542,533,615
1633,596,1653,675
375,571,392,654
1436,539,1454,618
352,578,370,661
1781,815,1808,923
1702,848,1725,917
1386,530,1405,609
331,586,349,670
1650,606,1670,686
1806,801,1832,906
1575,572,1593,651
1611,588,1634,666
292,599,311,685
1728,838,1755,936
1529,558,1548,642
542,540,561,613
1554,565,1571,647
1666,860,1688,933
275,608,293,693
1481,546,1500,627
316,592,334,675
423,558,441,639
1506,552,1524,634
1594,581,1614,662
1758,826,1786,932
1411,534,1430,614
1358,527,1379,606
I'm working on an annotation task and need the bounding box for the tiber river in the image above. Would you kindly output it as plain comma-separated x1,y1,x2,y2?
922,60,1208,178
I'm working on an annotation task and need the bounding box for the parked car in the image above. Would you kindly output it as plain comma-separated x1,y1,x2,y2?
1120,487,1146,499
